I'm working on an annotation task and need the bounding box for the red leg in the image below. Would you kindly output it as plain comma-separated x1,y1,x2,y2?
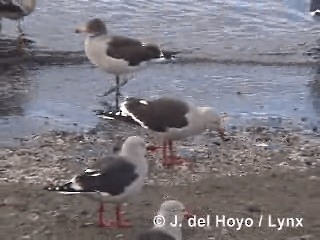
146,145,161,152
115,205,133,228
163,140,191,167
162,141,170,166
98,203,113,228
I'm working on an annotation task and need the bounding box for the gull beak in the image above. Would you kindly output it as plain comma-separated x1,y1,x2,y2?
183,210,193,220
75,26,87,34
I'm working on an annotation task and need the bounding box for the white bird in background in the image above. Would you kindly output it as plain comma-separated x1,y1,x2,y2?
0,0,37,34
135,200,192,240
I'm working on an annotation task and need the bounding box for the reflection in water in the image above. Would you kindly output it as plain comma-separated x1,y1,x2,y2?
0,60,31,117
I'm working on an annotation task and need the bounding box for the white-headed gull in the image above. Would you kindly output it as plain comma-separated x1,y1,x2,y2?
75,18,177,110
45,136,148,228
109,97,225,167
135,200,192,240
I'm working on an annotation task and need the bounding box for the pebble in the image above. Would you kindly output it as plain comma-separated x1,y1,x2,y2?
56,139,65,145
287,235,313,240
27,213,40,222
20,235,31,240
309,176,320,181
246,202,262,213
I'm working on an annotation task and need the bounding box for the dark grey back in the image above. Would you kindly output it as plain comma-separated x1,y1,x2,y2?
0,1,24,14
77,158,138,196
107,36,162,66
124,97,189,132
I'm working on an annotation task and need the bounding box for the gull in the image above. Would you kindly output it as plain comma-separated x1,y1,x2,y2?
75,18,177,110
45,136,148,228
103,97,225,167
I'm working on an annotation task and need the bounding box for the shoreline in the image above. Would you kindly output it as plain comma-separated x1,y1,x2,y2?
0,122,319,239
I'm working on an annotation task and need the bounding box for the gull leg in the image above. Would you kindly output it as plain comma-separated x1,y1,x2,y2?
146,144,162,152
103,76,128,97
218,127,226,140
115,205,132,228
17,19,23,34
115,75,121,111
98,203,113,228
165,140,191,167
162,141,169,166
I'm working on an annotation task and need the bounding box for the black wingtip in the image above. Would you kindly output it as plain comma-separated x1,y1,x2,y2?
95,109,139,125
44,182,77,192
162,50,180,59
44,184,59,191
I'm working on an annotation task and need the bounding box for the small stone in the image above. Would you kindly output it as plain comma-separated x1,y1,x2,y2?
81,222,94,228
27,213,39,222
304,160,313,166
246,202,262,213
142,201,151,206
56,139,65,145
279,162,289,166
301,117,308,122
44,230,52,236
80,210,89,216
21,235,31,239
287,234,313,240
309,176,320,181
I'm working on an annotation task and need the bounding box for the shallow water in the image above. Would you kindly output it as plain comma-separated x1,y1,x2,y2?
1,0,320,146
2,0,320,62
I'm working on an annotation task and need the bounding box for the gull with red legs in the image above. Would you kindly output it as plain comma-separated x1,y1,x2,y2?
45,136,148,228
100,97,225,168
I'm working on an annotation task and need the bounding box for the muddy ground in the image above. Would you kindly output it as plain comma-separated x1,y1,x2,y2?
0,120,319,240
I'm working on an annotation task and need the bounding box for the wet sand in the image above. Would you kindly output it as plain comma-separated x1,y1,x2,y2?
0,120,319,240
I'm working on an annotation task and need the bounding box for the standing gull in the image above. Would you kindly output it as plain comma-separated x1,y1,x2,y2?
0,0,36,33
135,200,191,240
45,136,148,228
111,97,225,167
75,18,177,110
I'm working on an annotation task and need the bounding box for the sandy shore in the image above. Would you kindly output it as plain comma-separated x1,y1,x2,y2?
0,120,319,240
